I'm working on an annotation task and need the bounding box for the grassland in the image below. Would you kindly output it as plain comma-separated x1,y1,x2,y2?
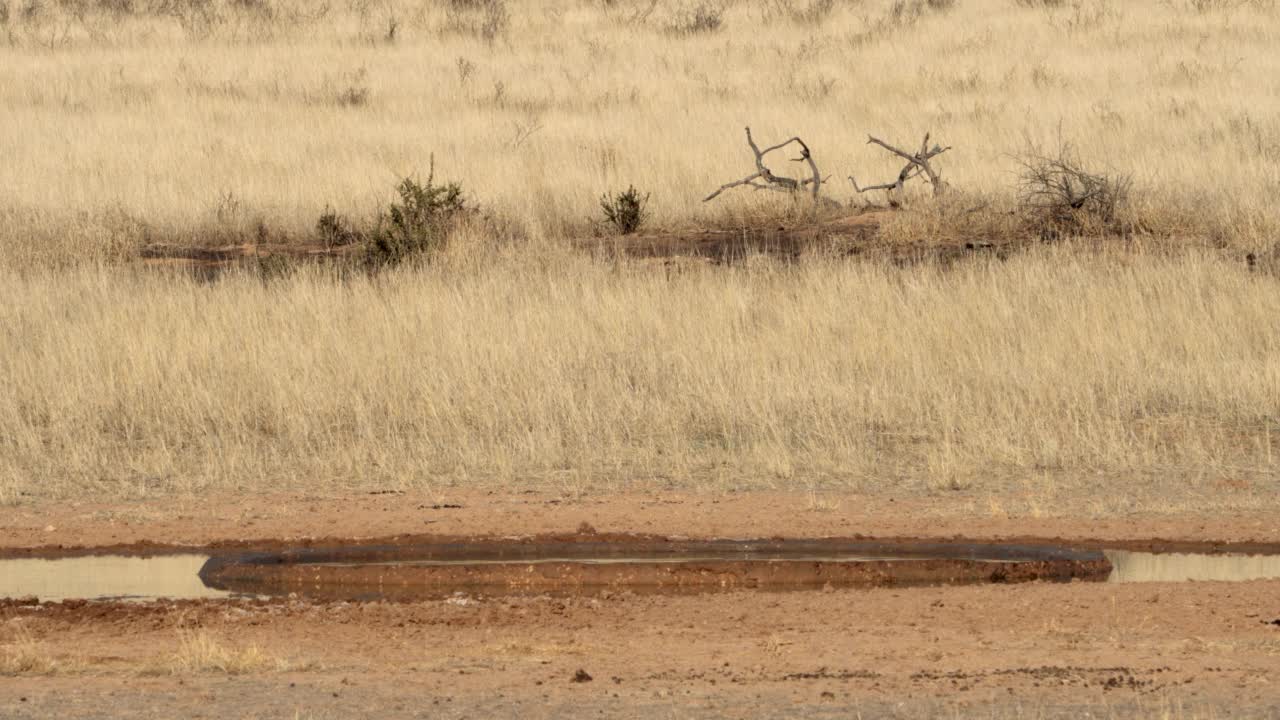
0,0,1278,508
1,0,1278,263
2,249,1277,508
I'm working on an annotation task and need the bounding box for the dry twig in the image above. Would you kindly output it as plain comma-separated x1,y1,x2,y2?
704,127,824,202
849,132,950,205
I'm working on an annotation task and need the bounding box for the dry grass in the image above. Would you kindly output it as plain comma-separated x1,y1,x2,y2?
167,630,293,674
1,247,1276,510
1,0,1278,265
1,0,1277,514
0,624,60,675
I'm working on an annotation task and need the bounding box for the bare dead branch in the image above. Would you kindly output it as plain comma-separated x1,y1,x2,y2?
850,132,951,204
705,127,823,202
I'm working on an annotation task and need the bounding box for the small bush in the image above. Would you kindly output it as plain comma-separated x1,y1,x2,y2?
315,207,361,247
599,185,650,235
367,161,468,267
668,1,723,34
1016,139,1131,239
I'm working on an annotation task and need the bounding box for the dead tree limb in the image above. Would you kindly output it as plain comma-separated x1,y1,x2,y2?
849,132,950,204
704,127,823,202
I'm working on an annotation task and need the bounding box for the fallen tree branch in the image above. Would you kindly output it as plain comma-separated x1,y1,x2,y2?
849,132,950,205
705,127,823,202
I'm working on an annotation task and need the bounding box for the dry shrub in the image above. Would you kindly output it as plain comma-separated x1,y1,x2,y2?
667,1,723,34
1016,138,1131,239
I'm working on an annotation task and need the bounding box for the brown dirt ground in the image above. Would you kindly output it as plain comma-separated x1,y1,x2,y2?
4,491,1280,718
4,490,1279,555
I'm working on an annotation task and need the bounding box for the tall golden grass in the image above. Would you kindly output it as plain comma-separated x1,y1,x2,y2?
1,0,1278,265
2,248,1276,509
1,0,1277,511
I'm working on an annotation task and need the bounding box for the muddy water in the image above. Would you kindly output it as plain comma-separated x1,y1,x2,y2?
3,546,1280,602
0,555,230,602
1104,550,1280,583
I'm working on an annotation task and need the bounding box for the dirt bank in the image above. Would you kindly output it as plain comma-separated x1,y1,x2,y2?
3,490,1278,556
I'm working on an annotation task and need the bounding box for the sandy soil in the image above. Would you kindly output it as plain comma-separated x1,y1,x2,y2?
4,491,1280,718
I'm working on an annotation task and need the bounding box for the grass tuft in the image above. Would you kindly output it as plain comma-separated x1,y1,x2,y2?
0,626,59,675
169,630,289,674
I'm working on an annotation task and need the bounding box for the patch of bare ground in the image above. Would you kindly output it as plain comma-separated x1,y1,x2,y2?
3,491,1280,556
2,575,1278,718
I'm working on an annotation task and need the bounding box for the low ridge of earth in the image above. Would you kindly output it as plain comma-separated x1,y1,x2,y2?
134,210,1025,276
4,491,1278,554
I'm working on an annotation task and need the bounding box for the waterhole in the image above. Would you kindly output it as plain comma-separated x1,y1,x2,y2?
0,554,231,602
2,541,1278,603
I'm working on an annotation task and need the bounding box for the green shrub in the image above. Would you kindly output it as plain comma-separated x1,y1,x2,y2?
599,185,649,235
367,161,468,267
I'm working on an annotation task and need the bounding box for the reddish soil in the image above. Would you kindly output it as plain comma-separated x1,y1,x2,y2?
4,491,1280,718
4,578,1279,718
4,489,1278,556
